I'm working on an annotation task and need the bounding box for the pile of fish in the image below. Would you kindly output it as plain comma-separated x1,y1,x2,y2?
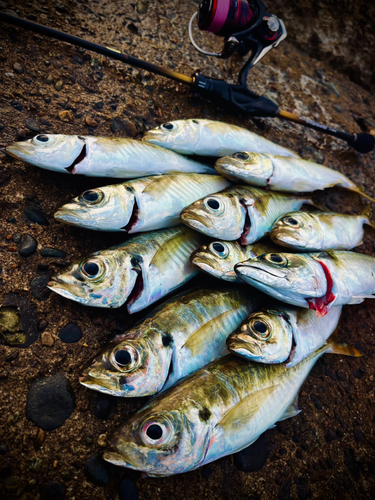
7,117,371,477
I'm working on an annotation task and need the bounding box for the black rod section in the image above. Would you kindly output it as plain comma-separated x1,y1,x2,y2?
0,12,193,85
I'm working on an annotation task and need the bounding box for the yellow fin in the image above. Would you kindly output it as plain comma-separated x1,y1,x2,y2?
216,385,278,431
325,330,363,357
351,186,375,203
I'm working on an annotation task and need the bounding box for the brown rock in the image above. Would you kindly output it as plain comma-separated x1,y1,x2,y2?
58,110,74,122
97,434,107,447
54,80,64,91
13,63,24,74
85,116,98,127
41,332,54,346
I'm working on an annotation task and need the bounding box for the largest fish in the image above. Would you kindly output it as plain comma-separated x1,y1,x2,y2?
104,341,360,476
5,134,214,177
143,119,298,158
80,287,260,397
48,226,207,314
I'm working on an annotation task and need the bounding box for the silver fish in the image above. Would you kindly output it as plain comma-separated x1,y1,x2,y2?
215,152,375,202
104,342,360,476
47,226,206,313
270,211,373,251
227,304,342,366
6,134,214,177
190,239,279,282
143,119,298,158
235,250,375,316
80,287,259,397
54,174,231,232
180,186,313,244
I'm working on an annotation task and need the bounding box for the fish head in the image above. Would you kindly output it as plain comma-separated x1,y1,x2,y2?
271,212,320,249
235,252,325,304
181,191,245,240
191,241,247,280
54,185,135,231
80,329,171,396
215,152,273,185
227,309,293,363
104,397,211,476
6,134,86,172
48,248,139,308
142,119,201,154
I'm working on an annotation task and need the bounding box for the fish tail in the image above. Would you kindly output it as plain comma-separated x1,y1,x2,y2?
351,186,375,204
324,330,363,357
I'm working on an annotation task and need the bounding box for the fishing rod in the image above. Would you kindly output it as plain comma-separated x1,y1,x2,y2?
0,4,373,154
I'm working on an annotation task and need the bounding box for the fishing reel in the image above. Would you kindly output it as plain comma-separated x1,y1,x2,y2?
189,0,287,84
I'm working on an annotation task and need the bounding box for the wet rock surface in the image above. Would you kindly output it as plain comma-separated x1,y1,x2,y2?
58,322,82,343
0,1,374,500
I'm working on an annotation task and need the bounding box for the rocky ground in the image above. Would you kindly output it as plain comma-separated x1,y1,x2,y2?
0,1,375,500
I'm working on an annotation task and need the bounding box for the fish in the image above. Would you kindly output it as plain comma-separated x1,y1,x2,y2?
270,210,374,251
80,287,260,397
143,119,299,158
47,226,207,314
54,174,231,232
5,134,214,177
104,341,361,476
180,185,314,245
235,250,375,316
215,152,375,202
190,239,278,282
227,304,342,366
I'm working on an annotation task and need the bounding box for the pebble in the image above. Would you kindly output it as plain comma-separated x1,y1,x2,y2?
119,478,139,500
110,117,138,136
5,350,19,362
24,204,49,226
40,481,65,500
59,323,82,343
30,275,51,301
41,332,54,346
26,372,76,431
13,233,21,243
71,458,83,469
41,247,67,258
0,1,8,9
85,116,98,127
91,393,116,420
18,234,37,257
55,80,64,91
136,1,148,14
0,444,9,454
25,117,41,133
97,434,107,447
11,100,23,111
13,62,24,74
38,320,48,331
234,434,269,472
84,454,110,486
58,110,74,122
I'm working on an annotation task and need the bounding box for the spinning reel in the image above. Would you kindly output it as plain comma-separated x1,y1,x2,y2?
189,0,287,85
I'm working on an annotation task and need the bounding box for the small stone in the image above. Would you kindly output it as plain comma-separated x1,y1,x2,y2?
0,1,8,9
93,101,103,110
59,323,82,343
91,393,116,420
0,371,9,379
30,275,51,301
119,478,139,500
136,1,148,14
0,444,9,455
58,110,74,122
110,116,125,134
71,458,83,469
35,428,46,448
310,393,323,410
13,233,21,243
234,434,269,472
24,204,49,226
84,454,110,486
11,100,23,111
5,350,19,362
85,116,98,127
26,372,76,431
40,117,51,126
38,320,48,331
97,434,107,447
55,80,64,91
41,247,67,258
333,105,342,113
37,264,49,274
7,217,16,223
29,457,43,472
13,62,24,74
344,448,361,478
18,234,37,257
41,332,54,346
40,481,65,500
71,55,84,65
25,117,41,133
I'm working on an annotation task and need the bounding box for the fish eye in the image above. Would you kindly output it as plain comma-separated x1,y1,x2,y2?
140,416,173,447
232,152,250,160
209,241,229,258
112,344,140,372
250,319,272,340
80,189,104,205
283,216,301,227
35,134,49,142
204,196,225,215
264,253,289,266
80,258,106,281
32,134,57,146
161,122,174,131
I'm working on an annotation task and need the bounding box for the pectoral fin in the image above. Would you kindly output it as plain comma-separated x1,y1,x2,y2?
278,393,301,422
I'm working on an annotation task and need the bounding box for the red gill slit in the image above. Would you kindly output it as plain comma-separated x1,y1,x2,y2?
239,198,251,245
121,198,139,232
65,144,87,173
307,260,336,317
126,267,144,311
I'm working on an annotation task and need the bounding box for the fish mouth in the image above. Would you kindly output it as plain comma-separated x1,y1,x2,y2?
79,374,122,395
271,230,306,248
103,450,139,469
47,278,96,305
235,263,287,280
54,204,90,225
181,210,213,229
227,334,263,356
6,143,34,159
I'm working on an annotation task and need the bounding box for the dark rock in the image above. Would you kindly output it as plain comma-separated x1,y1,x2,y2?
30,275,51,301
0,444,9,454
352,369,364,379
325,429,335,442
38,320,48,331
71,55,84,65
26,372,76,431
353,428,363,442
336,370,347,381
41,247,67,258
11,100,23,111
310,393,322,410
201,465,213,478
234,434,269,472
13,233,21,243
5,350,19,362
24,204,49,226
344,448,361,479
93,101,103,110
278,480,291,500
136,1,149,14
119,478,139,500
91,393,116,420
25,117,41,133
40,118,51,126
122,118,138,137
7,217,16,224
40,481,65,500
1,294,39,347
18,234,37,257
37,264,49,274
13,62,24,74
71,458,83,469
84,454,110,486
59,323,82,343
26,14,37,20
110,117,126,134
